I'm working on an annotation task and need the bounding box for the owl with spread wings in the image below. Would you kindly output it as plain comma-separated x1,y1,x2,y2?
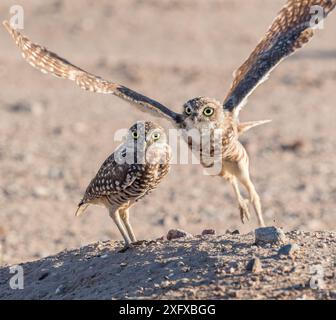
4,0,336,228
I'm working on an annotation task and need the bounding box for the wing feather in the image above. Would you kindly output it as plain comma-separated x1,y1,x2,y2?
223,0,336,113
3,21,181,124
79,151,138,205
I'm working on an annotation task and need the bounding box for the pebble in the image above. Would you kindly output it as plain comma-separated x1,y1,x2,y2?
7,101,32,113
32,186,50,198
177,261,185,267
246,257,263,273
278,243,300,256
255,227,287,245
7,100,45,115
167,229,193,241
226,229,240,235
48,167,64,180
201,229,216,236
228,267,235,274
228,260,238,269
55,284,65,295
181,266,191,273
38,271,49,281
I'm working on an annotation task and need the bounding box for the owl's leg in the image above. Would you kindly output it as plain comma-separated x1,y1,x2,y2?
236,162,265,227
223,173,250,224
119,208,137,243
109,208,132,246
231,177,251,224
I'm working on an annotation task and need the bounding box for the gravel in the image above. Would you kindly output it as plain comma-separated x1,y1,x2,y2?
0,230,335,300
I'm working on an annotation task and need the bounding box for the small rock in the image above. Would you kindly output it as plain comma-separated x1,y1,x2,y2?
229,261,239,270
280,140,305,152
278,243,299,256
48,167,64,180
228,267,235,274
38,269,49,281
177,261,185,267
246,257,262,273
225,229,240,235
161,280,172,289
55,284,65,295
181,266,191,273
32,186,50,198
7,100,46,115
228,290,241,298
167,229,193,241
201,229,216,236
7,101,32,113
100,254,109,259
173,214,187,225
255,227,286,245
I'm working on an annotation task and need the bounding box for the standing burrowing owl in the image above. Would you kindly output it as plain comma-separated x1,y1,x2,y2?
76,121,171,247
4,0,336,227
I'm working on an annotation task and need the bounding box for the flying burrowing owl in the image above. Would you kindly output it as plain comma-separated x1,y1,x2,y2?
76,121,171,246
3,0,336,227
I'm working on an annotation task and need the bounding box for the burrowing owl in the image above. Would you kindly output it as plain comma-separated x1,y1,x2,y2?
76,121,171,246
4,0,336,227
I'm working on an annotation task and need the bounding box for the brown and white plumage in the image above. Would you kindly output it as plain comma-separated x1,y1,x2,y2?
4,0,335,227
223,0,336,113
76,121,171,246
2,21,180,125
3,0,335,117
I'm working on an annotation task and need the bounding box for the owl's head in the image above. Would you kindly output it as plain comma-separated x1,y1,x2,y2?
181,97,229,131
124,121,170,164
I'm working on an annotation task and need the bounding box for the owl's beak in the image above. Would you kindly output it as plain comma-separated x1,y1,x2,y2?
191,113,198,123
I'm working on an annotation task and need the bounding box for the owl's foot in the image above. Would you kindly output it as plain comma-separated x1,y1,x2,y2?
239,199,250,224
118,240,149,253
118,245,132,253
132,240,148,246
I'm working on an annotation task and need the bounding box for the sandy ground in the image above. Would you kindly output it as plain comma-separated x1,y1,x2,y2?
0,229,335,300
0,0,336,267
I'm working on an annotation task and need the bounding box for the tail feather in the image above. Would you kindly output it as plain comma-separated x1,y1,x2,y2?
75,203,89,217
238,120,271,136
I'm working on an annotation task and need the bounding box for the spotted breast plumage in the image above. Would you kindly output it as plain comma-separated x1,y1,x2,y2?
4,0,336,228
76,121,171,247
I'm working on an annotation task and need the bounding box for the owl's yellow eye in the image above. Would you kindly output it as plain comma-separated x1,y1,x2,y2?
132,131,140,140
203,107,214,117
185,106,192,115
152,132,161,141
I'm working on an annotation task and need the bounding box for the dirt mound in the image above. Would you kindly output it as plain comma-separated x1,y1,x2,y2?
0,229,335,300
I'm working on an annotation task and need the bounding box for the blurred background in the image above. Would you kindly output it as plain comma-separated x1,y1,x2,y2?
0,0,335,265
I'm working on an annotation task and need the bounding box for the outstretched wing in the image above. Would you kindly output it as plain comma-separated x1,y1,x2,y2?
223,0,336,113
3,21,182,125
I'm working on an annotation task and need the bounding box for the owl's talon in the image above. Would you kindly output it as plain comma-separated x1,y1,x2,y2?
239,199,250,224
118,244,133,253
131,240,148,246
118,240,148,253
